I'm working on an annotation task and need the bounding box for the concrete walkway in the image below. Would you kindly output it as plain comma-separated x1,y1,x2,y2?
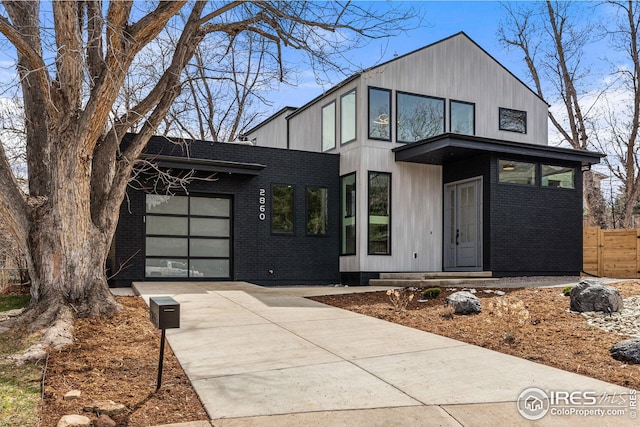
132,281,638,427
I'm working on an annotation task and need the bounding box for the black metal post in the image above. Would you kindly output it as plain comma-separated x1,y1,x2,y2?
156,328,166,391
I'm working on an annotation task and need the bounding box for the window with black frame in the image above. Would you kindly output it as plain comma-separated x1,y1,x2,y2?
369,87,391,140
322,101,336,151
340,173,356,255
368,172,391,255
499,108,527,133
272,184,294,234
542,165,575,189
306,187,328,236
341,89,357,144
450,100,475,135
397,92,445,143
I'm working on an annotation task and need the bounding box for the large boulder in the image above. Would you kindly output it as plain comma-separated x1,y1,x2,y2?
570,280,623,313
610,338,640,364
445,291,481,315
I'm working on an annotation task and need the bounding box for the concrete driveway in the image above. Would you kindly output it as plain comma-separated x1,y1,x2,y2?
133,281,637,427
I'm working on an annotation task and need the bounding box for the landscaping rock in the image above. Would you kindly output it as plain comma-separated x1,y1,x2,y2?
445,291,481,314
610,338,640,364
94,414,117,427
56,414,91,427
84,400,126,416
63,390,81,400
570,280,623,313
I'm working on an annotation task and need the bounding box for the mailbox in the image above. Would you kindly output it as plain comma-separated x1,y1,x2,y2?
150,296,180,329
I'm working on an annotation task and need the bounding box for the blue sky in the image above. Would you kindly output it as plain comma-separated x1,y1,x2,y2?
269,1,529,112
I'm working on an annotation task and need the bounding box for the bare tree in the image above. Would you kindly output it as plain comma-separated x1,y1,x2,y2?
0,1,417,338
588,0,640,228
498,0,608,227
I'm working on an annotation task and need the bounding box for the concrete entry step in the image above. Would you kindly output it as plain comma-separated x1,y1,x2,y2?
378,271,493,280
369,278,499,288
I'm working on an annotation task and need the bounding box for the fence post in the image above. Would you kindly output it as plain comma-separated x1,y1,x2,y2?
597,227,604,277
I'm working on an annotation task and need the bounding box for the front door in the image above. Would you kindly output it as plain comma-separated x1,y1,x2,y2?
444,178,482,270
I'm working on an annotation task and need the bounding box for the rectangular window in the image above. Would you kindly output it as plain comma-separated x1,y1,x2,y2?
450,100,475,135
340,173,356,255
368,172,391,255
306,187,328,236
397,92,445,143
499,108,527,133
272,184,294,234
341,89,357,144
145,194,231,279
499,160,536,185
542,165,575,189
368,87,391,140
322,101,336,151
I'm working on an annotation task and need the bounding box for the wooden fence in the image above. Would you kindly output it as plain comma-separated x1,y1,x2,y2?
583,226,640,278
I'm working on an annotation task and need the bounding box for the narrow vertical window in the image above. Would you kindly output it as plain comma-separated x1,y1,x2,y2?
450,100,475,135
306,187,328,235
368,172,391,255
321,101,336,151
340,173,356,255
369,87,391,140
272,184,294,234
341,89,357,144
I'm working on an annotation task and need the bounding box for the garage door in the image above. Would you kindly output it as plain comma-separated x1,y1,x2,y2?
144,194,231,279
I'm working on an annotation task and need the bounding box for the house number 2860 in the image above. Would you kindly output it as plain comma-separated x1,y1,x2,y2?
259,188,266,221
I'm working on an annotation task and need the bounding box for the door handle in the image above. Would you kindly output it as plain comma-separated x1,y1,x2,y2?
456,229,459,245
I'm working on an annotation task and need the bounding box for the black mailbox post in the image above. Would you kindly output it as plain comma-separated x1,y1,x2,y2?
149,296,180,391
150,296,180,329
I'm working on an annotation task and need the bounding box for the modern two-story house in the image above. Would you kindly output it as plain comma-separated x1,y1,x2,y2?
109,32,603,287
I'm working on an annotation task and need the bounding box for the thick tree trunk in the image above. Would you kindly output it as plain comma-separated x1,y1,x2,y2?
23,136,120,329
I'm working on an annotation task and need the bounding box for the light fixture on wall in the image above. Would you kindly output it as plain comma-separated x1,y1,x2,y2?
502,163,516,171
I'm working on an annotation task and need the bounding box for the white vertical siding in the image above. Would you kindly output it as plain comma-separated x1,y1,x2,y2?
340,146,442,273
359,34,548,145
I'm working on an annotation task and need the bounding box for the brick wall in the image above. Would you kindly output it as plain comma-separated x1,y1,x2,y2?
443,154,583,276
110,137,340,286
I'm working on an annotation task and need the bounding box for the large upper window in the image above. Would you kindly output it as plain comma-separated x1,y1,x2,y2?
499,160,536,185
368,87,391,140
272,184,294,234
397,92,445,143
341,89,357,144
340,173,356,255
145,194,231,279
321,101,336,151
306,187,328,236
499,108,527,134
542,165,575,189
368,172,391,255
450,100,475,135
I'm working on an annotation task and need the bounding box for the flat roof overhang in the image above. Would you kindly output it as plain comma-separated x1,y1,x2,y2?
140,154,266,175
393,133,605,166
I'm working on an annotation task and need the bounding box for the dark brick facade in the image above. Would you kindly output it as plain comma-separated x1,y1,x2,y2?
444,154,584,276
109,136,340,287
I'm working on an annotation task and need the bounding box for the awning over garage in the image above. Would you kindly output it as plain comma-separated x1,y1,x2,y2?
393,133,604,166
140,153,266,175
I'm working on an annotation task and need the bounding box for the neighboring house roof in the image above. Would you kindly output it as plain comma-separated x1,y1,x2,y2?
284,31,548,122
244,106,297,136
394,133,605,165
